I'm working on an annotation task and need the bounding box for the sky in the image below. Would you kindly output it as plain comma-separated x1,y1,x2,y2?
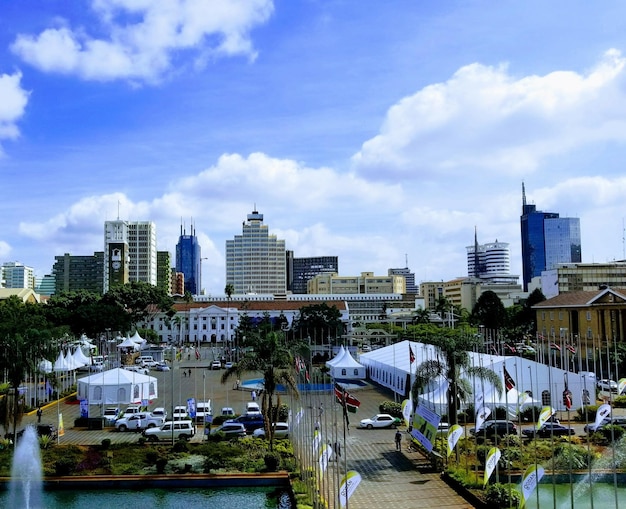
2,0,626,296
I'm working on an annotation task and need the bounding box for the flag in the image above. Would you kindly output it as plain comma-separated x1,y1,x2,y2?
338,471,362,508
504,343,516,353
550,342,561,351
504,366,515,391
335,383,361,413
447,424,463,457
563,390,572,410
409,345,415,364
518,464,545,508
566,344,576,354
305,369,310,383
195,348,200,360
484,447,502,487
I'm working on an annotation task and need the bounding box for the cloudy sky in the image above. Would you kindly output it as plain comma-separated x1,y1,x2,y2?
2,0,626,295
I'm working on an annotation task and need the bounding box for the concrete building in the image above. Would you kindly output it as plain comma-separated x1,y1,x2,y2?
307,271,405,295
541,261,626,299
225,209,286,295
388,266,418,294
520,183,581,291
420,281,444,312
52,252,104,295
157,251,173,295
104,220,157,292
1,262,35,289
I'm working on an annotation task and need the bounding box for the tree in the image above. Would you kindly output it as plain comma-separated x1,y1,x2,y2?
221,330,307,450
412,308,431,325
411,332,503,425
291,303,344,345
470,291,507,330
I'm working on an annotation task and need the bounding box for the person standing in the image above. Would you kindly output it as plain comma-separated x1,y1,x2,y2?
395,429,402,451
36,406,42,424
251,390,257,402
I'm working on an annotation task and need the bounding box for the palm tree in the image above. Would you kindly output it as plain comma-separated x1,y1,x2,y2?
411,333,502,425
221,330,307,450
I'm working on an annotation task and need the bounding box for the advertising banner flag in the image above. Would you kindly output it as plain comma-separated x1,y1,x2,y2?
518,464,545,508
312,429,321,453
484,447,502,486
447,424,464,457
338,470,362,508
594,403,612,429
618,378,626,396
401,399,413,427
410,404,441,453
58,413,65,437
318,443,333,473
536,406,555,430
475,405,491,432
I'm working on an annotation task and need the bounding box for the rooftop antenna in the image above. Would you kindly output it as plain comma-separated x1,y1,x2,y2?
405,253,408,268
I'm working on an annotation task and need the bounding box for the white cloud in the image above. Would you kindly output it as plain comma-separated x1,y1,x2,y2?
0,71,29,148
0,241,11,260
11,0,274,83
352,49,626,178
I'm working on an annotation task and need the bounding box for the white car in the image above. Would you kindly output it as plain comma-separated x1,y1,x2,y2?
142,420,196,442
253,422,289,439
211,360,222,370
172,405,190,420
103,407,121,425
151,407,167,420
115,412,164,432
597,379,618,393
123,365,149,375
358,414,399,429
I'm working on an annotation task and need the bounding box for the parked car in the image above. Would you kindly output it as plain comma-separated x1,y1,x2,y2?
210,422,247,439
195,401,213,423
151,407,167,420
358,414,400,429
211,360,222,370
122,405,142,417
142,420,196,442
361,344,371,352
227,413,265,434
224,361,234,370
123,365,149,375
470,420,517,442
584,416,626,434
253,422,290,439
172,405,190,420
103,407,121,425
522,423,575,439
245,401,261,414
135,355,158,367
597,379,618,393
115,412,164,432
221,407,235,417
155,362,170,371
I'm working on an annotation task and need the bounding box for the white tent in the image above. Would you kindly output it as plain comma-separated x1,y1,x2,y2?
326,346,346,366
53,350,71,372
327,348,366,380
360,339,588,413
77,368,158,405
117,336,140,351
71,346,90,367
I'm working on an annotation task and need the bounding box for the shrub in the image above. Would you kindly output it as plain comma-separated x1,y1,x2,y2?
39,435,53,450
379,401,403,418
600,424,625,442
484,483,521,509
575,405,599,422
613,396,626,408
101,438,111,450
264,452,280,472
137,436,146,446
519,406,541,422
54,457,77,476
145,450,158,463
172,439,189,453
155,457,168,474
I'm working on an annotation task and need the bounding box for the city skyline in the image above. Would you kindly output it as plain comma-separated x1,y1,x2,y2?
2,2,626,294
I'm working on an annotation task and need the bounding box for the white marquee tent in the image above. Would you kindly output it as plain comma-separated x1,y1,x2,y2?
325,347,366,380
359,340,589,415
77,368,158,405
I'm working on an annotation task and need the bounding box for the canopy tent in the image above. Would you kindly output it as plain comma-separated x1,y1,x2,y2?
326,346,346,366
77,368,158,405
71,346,91,367
326,348,366,380
359,339,588,414
117,336,140,351
129,330,147,349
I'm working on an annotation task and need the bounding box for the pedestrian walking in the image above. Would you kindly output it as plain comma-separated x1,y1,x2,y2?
251,390,257,401
333,441,341,460
314,420,320,432
36,406,42,423
395,429,402,451
183,370,186,378
188,368,192,377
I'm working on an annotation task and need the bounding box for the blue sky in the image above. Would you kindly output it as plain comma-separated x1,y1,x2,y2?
2,0,626,295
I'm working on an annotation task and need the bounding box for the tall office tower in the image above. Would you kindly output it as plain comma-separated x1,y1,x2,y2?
289,254,339,294
104,220,157,292
35,274,56,296
226,209,286,295
53,252,104,295
388,266,418,294
520,184,582,291
466,238,513,283
1,261,35,289
175,223,202,295
157,251,173,295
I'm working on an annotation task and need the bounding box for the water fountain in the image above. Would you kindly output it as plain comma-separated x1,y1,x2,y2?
9,425,43,509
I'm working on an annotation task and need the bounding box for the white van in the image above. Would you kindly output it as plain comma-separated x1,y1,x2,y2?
196,401,213,423
136,355,157,367
246,402,261,414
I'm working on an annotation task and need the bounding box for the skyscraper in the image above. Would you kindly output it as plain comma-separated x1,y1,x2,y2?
104,220,157,292
175,223,202,295
520,184,582,291
288,254,339,294
0,261,35,289
226,209,286,295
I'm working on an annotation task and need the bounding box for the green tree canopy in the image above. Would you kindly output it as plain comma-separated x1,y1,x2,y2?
291,303,344,345
103,281,175,331
470,290,507,329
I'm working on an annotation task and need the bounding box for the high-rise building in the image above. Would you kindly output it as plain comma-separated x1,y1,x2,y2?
52,252,104,295
175,224,202,295
288,254,339,294
157,251,173,295
104,220,157,292
520,184,581,291
388,267,418,294
1,262,35,289
226,209,286,295
466,235,518,285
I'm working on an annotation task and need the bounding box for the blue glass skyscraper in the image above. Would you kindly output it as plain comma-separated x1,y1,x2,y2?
520,184,581,291
176,223,202,295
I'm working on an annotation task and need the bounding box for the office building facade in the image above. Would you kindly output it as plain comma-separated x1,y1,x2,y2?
52,252,104,295
289,254,339,294
520,184,581,291
388,267,418,294
175,224,202,295
1,262,35,289
225,209,286,295
307,271,405,295
157,251,173,295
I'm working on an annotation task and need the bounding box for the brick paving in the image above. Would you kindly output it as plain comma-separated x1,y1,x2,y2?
23,353,475,508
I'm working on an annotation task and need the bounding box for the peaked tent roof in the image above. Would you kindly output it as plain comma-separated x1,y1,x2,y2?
326,346,346,366
78,367,156,385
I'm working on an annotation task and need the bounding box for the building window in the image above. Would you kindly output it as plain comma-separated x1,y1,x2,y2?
586,311,591,321
541,390,551,406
